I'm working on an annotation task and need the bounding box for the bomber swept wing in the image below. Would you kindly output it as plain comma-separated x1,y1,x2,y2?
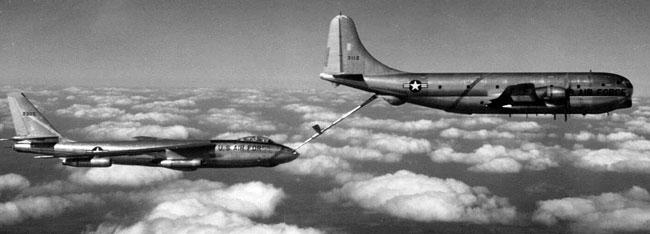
50,141,216,158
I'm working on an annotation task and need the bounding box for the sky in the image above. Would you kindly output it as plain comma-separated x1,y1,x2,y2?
1,86,650,233
1,0,649,94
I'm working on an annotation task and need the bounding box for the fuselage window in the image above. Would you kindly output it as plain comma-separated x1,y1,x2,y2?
577,84,581,89
495,85,499,89
438,85,442,89
466,85,470,89
601,83,605,87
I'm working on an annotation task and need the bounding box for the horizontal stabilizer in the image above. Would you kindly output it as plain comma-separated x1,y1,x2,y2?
10,136,60,143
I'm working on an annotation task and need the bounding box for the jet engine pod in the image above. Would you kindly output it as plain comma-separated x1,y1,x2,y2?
379,95,405,105
535,86,568,106
160,159,202,168
63,158,112,167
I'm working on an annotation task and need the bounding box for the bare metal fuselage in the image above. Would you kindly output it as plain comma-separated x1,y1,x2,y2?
14,139,298,169
322,72,632,114
320,15,633,116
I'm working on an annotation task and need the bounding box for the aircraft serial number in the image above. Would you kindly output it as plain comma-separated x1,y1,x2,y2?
22,112,37,116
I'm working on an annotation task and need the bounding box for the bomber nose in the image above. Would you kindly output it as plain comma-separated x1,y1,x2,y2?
320,73,335,82
274,147,299,164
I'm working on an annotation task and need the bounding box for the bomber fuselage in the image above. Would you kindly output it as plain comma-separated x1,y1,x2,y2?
13,139,298,169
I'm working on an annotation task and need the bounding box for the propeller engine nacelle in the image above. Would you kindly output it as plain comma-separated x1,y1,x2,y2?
379,95,405,106
490,83,569,107
535,86,568,106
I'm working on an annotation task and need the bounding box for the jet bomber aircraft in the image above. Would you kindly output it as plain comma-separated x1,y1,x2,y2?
4,93,298,170
320,15,634,120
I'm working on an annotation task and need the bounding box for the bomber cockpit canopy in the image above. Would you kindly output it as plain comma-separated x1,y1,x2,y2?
237,135,274,143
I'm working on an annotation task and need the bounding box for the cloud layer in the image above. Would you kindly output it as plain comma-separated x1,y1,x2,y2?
92,180,321,234
324,170,517,224
430,143,563,173
534,186,650,233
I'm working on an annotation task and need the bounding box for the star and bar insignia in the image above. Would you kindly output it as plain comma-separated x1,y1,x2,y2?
403,80,428,92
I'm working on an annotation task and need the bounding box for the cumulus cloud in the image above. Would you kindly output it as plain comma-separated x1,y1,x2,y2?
131,99,199,114
322,128,431,160
468,158,522,173
276,154,372,184
283,103,339,122
440,128,515,140
430,143,563,173
454,116,505,128
565,131,640,142
117,112,189,124
91,180,321,234
345,117,450,132
496,121,541,132
323,170,516,224
632,106,650,116
0,173,30,192
68,165,183,187
296,142,393,162
200,108,277,132
625,117,650,135
564,131,596,142
284,103,510,133
56,104,125,119
69,121,203,140
0,193,103,225
87,94,148,106
533,186,650,233
2,171,321,232
570,148,650,173
229,89,276,107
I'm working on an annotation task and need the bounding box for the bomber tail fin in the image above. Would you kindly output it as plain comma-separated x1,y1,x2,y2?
322,14,401,76
7,93,66,142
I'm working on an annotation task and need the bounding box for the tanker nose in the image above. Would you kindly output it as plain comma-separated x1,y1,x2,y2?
619,76,633,108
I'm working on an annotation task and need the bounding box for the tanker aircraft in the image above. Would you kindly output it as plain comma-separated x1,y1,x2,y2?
319,15,634,121
3,93,298,170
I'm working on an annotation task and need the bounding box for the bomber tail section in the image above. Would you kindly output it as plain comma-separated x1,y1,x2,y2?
322,15,401,77
7,93,66,142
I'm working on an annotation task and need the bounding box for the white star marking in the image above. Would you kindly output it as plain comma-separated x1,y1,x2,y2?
410,81,421,91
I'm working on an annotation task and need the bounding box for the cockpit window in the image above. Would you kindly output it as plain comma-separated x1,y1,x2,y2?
623,79,633,88
238,135,274,143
